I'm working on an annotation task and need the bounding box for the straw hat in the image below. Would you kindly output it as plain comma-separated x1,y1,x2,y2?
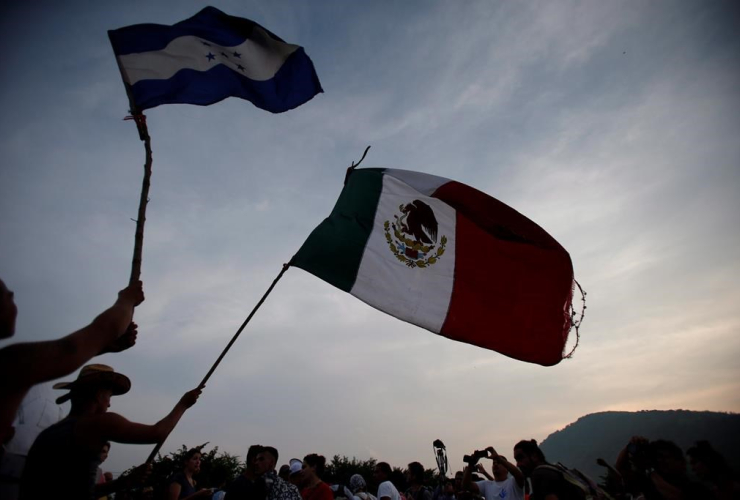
53,364,131,404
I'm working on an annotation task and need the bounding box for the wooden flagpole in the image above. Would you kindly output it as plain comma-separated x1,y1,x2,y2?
127,112,152,284
145,262,292,463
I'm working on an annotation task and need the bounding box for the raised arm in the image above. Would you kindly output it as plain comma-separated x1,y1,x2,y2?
486,447,524,489
80,387,201,446
0,281,144,389
461,465,480,494
475,464,493,481
497,456,524,489
616,436,648,491
596,457,623,484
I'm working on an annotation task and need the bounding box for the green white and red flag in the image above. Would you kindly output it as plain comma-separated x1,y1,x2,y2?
292,168,575,366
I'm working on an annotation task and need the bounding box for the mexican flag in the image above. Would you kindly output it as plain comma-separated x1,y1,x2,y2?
292,168,574,366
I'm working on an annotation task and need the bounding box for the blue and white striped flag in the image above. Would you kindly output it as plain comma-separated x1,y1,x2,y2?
108,6,322,113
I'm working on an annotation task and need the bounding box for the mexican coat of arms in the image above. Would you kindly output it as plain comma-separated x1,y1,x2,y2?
384,199,447,268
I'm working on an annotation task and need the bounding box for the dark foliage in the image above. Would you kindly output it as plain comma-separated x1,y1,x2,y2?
324,455,378,489
121,443,243,499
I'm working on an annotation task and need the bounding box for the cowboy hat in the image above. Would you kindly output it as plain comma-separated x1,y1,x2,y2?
53,364,131,404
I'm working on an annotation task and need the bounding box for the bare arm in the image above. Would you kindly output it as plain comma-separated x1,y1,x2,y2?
474,464,492,481
461,465,480,494
596,458,620,478
498,457,525,489
0,282,144,389
486,447,524,489
81,387,202,446
596,457,624,489
168,481,182,500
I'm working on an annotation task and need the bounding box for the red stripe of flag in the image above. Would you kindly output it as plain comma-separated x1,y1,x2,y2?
433,182,573,366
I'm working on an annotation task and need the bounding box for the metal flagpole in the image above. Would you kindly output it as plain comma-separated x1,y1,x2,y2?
145,262,292,463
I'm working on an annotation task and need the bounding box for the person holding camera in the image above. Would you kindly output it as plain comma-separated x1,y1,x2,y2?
462,447,524,500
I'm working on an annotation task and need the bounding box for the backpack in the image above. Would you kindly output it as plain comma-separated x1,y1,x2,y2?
537,463,614,500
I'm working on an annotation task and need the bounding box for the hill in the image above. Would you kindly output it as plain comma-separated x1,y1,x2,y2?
539,410,740,480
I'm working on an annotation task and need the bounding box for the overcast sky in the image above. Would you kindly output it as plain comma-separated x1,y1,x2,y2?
1,0,739,478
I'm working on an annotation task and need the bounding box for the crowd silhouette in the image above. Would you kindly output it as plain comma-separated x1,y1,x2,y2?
0,278,738,499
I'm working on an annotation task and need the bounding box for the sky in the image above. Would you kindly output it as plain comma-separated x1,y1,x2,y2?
1,0,739,479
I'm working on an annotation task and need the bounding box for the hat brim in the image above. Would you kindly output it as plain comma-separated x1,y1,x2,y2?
54,371,131,404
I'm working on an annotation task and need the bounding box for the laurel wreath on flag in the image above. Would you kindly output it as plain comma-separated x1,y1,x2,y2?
384,221,447,268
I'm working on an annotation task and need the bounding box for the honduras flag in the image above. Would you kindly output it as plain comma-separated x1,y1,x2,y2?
108,7,322,113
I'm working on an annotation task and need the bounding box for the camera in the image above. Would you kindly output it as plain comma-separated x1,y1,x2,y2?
462,449,489,465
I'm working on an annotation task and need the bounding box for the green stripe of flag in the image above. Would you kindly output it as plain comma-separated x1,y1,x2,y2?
292,169,385,292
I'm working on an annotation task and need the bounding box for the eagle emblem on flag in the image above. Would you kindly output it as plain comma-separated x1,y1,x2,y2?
384,200,448,268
